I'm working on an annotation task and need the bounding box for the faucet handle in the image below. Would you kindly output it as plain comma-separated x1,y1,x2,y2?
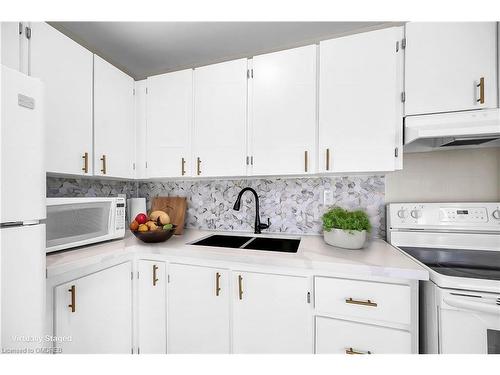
259,218,270,230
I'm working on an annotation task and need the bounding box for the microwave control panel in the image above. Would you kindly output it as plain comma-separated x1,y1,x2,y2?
115,202,126,231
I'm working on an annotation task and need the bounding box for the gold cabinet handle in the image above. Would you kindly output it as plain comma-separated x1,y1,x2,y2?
100,154,107,175
181,157,186,176
326,148,330,171
68,285,76,313
82,152,89,173
345,297,377,307
346,347,371,355
153,264,159,286
215,272,221,296
238,275,243,300
304,151,308,172
477,77,485,104
196,157,201,176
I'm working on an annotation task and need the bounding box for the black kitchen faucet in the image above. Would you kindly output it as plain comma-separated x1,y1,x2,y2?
233,187,270,234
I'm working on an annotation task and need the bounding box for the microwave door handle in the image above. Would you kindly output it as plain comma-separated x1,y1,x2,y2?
443,296,500,315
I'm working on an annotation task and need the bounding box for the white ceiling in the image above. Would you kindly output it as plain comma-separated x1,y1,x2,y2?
51,22,398,80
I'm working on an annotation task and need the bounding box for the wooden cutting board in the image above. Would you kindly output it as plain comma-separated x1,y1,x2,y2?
150,196,187,235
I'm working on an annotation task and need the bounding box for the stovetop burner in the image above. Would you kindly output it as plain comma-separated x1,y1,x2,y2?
399,246,500,281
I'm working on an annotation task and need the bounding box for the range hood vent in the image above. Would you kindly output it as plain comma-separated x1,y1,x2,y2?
404,109,500,153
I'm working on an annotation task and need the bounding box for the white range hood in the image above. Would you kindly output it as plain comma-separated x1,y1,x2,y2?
404,108,500,152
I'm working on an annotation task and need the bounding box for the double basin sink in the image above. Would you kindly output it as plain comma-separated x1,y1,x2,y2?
190,234,300,253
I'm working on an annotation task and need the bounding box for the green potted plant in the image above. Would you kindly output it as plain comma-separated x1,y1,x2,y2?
321,207,371,249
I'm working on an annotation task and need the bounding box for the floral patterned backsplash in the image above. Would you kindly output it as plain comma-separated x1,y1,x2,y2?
47,175,386,238
138,176,386,238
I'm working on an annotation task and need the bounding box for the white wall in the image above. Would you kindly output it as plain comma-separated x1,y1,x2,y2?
385,148,500,203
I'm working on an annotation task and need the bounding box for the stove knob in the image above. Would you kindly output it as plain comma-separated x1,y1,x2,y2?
492,209,500,220
397,209,408,219
410,209,421,219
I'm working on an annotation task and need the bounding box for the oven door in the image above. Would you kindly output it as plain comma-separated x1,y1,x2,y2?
46,201,115,252
439,289,500,354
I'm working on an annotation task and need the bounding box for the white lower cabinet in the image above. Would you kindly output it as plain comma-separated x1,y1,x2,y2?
54,262,133,354
315,316,411,354
137,260,167,354
167,263,230,353
232,271,312,353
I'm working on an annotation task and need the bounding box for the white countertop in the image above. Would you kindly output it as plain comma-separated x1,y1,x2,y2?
46,229,429,281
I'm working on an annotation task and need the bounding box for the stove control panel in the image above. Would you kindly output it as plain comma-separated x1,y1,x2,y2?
387,202,500,230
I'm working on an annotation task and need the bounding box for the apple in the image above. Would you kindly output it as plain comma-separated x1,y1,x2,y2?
135,213,148,225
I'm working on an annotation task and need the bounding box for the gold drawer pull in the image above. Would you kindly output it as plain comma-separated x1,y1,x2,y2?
153,265,159,286
345,297,377,307
238,275,243,300
346,347,371,355
181,157,186,176
68,285,76,313
215,272,221,296
477,77,485,104
100,154,107,175
82,152,89,173
304,151,308,172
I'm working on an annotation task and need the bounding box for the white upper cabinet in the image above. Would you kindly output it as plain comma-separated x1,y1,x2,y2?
146,69,193,178
232,271,312,353
168,263,230,353
250,45,317,176
405,22,498,116
94,55,135,178
193,59,248,177
30,22,94,176
134,80,147,179
319,27,404,173
1,22,27,73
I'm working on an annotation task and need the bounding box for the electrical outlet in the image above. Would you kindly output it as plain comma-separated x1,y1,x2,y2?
323,189,333,206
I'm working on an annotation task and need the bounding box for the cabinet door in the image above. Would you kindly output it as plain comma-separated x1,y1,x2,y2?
30,22,93,176
1,22,28,73
250,45,317,176
193,59,247,177
138,260,166,354
319,27,403,173
405,22,497,116
146,69,193,178
232,271,312,353
167,263,230,353
134,80,147,179
54,262,132,354
94,55,135,178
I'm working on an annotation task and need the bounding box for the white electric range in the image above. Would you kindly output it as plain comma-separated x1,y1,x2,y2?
387,202,500,354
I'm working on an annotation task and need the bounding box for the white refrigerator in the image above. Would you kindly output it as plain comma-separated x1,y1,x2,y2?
1,65,45,352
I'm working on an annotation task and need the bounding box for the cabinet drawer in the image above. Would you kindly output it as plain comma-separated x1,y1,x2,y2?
314,277,411,325
315,317,412,354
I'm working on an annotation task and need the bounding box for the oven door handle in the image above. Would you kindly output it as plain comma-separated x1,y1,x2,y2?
443,296,500,315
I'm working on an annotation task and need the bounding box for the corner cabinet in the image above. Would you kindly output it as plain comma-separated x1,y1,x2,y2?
53,262,133,354
319,27,404,173
30,22,94,176
137,260,167,354
146,69,193,178
167,263,230,353
250,45,317,176
192,59,248,177
405,22,498,116
94,54,135,178
232,271,313,353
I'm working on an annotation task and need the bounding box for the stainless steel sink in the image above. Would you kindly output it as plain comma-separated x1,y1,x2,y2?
190,234,300,253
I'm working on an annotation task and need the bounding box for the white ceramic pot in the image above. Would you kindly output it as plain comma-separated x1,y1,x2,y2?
323,228,367,250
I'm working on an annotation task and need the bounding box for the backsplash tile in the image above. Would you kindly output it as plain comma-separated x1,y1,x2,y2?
138,176,385,238
47,177,137,199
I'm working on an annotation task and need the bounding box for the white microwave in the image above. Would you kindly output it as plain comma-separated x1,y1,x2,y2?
46,197,126,253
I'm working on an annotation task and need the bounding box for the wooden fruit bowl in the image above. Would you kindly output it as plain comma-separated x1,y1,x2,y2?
131,225,177,243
